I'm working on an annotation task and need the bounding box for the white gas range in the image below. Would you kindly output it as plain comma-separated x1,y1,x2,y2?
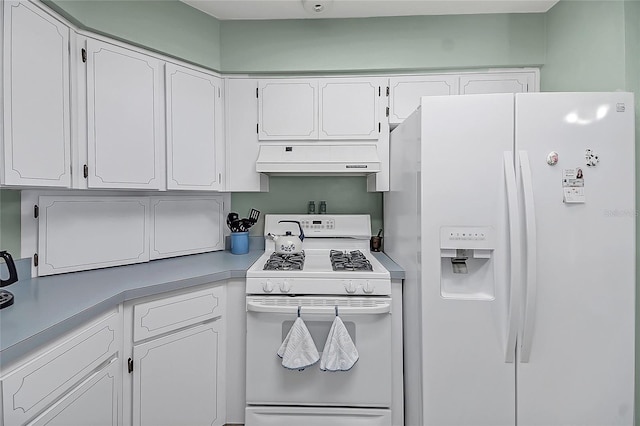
246,214,390,296
245,214,395,426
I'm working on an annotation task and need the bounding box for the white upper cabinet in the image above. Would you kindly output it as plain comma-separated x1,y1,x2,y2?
37,195,150,276
459,72,536,95
149,195,224,260
258,79,318,140
319,78,380,140
84,38,164,190
1,1,71,187
258,77,384,141
388,75,459,125
225,78,269,192
166,63,223,191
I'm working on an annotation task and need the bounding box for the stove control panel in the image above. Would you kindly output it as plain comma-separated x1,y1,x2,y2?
300,218,335,231
247,277,391,296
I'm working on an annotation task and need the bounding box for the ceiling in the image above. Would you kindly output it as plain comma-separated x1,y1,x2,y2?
180,0,559,20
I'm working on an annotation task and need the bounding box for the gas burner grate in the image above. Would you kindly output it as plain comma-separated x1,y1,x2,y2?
329,250,373,271
263,251,305,271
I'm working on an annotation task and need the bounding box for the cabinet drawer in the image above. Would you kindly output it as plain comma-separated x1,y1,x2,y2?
133,285,224,342
1,311,120,426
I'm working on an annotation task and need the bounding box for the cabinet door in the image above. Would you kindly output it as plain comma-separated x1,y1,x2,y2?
27,359,120,426
388,75,458,124
37,196,150,276
166,64,223,191
319,78,381,140
1,1,70,187
132,320,225,426
460,72,535,95
226,78,268,192
258,79,318,140
1,311,120,425
149,196,224,260
85,38,163,189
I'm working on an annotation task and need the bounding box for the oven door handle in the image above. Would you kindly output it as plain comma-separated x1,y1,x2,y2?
246,300,392,315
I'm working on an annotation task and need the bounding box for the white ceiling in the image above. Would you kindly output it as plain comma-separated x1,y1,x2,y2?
180,0,559,21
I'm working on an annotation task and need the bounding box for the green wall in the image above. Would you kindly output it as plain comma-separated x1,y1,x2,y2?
543,1,639,422
220,14,545,73
541,0,627,91
0,190,20,255
232,177,383,236
45,0,222,70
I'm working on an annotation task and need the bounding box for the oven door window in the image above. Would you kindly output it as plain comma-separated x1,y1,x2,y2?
246,305,392,407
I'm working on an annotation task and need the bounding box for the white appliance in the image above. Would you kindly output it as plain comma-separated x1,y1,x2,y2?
245,214,395,426
385,92,635,426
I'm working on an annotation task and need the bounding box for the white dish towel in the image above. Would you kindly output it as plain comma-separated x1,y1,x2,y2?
277,316,320,370
320,314,359,371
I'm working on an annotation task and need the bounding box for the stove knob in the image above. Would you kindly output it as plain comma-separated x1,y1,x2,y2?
280,280,292,293
345,280,357,294
363,280,375,294
263,280,274,293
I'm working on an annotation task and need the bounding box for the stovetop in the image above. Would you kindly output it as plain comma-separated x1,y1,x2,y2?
263,252,306,271
246,214,391,295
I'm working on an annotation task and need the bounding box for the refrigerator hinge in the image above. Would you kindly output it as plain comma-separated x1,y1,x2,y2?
128,357,133,373
81,48,87,63
34,205,39,219
33,253,39,267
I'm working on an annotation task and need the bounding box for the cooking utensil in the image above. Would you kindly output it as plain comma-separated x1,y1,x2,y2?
248,208,260,224
227,212,240,232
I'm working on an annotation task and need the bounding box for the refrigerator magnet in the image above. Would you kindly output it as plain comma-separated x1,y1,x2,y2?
562,168,585,203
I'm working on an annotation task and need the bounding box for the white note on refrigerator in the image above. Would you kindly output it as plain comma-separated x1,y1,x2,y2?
562,168,585,203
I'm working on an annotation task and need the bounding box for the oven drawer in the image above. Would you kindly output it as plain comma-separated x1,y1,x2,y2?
245,406,392,426
246,296,392,407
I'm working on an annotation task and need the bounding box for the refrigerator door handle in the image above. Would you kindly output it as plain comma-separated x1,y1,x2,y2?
518,151,537,363
503,152,521,363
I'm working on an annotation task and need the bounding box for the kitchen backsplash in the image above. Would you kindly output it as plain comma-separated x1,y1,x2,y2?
232,176,383,237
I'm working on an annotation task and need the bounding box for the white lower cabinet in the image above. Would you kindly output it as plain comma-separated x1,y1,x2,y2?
0,309,122,426
27,359,120,426
125,285,226,426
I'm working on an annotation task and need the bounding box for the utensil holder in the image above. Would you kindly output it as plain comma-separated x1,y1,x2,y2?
231,231,250,255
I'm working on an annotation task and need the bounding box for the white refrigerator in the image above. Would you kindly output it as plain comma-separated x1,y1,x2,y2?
385,92,635,426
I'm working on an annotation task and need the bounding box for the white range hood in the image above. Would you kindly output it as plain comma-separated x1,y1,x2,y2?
255,144,381,175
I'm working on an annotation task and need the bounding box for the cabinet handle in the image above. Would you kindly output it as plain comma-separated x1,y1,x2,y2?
81,48,87,63
83,164,88,179
128,358,133,373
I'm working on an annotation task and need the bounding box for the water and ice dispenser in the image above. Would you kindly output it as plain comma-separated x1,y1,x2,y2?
440,227,495,300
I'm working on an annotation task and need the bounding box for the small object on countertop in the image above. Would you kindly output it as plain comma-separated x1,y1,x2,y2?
376,228,383,238
277,309,320,370
320,308,359,371
230,231,249,255
319,201,326,214
370,236,382,252
308,201,316,214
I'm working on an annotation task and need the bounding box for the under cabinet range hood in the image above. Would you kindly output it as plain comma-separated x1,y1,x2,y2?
255,144,381,175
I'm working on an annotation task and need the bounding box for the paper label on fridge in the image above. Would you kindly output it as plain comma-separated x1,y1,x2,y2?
562,168,585,203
